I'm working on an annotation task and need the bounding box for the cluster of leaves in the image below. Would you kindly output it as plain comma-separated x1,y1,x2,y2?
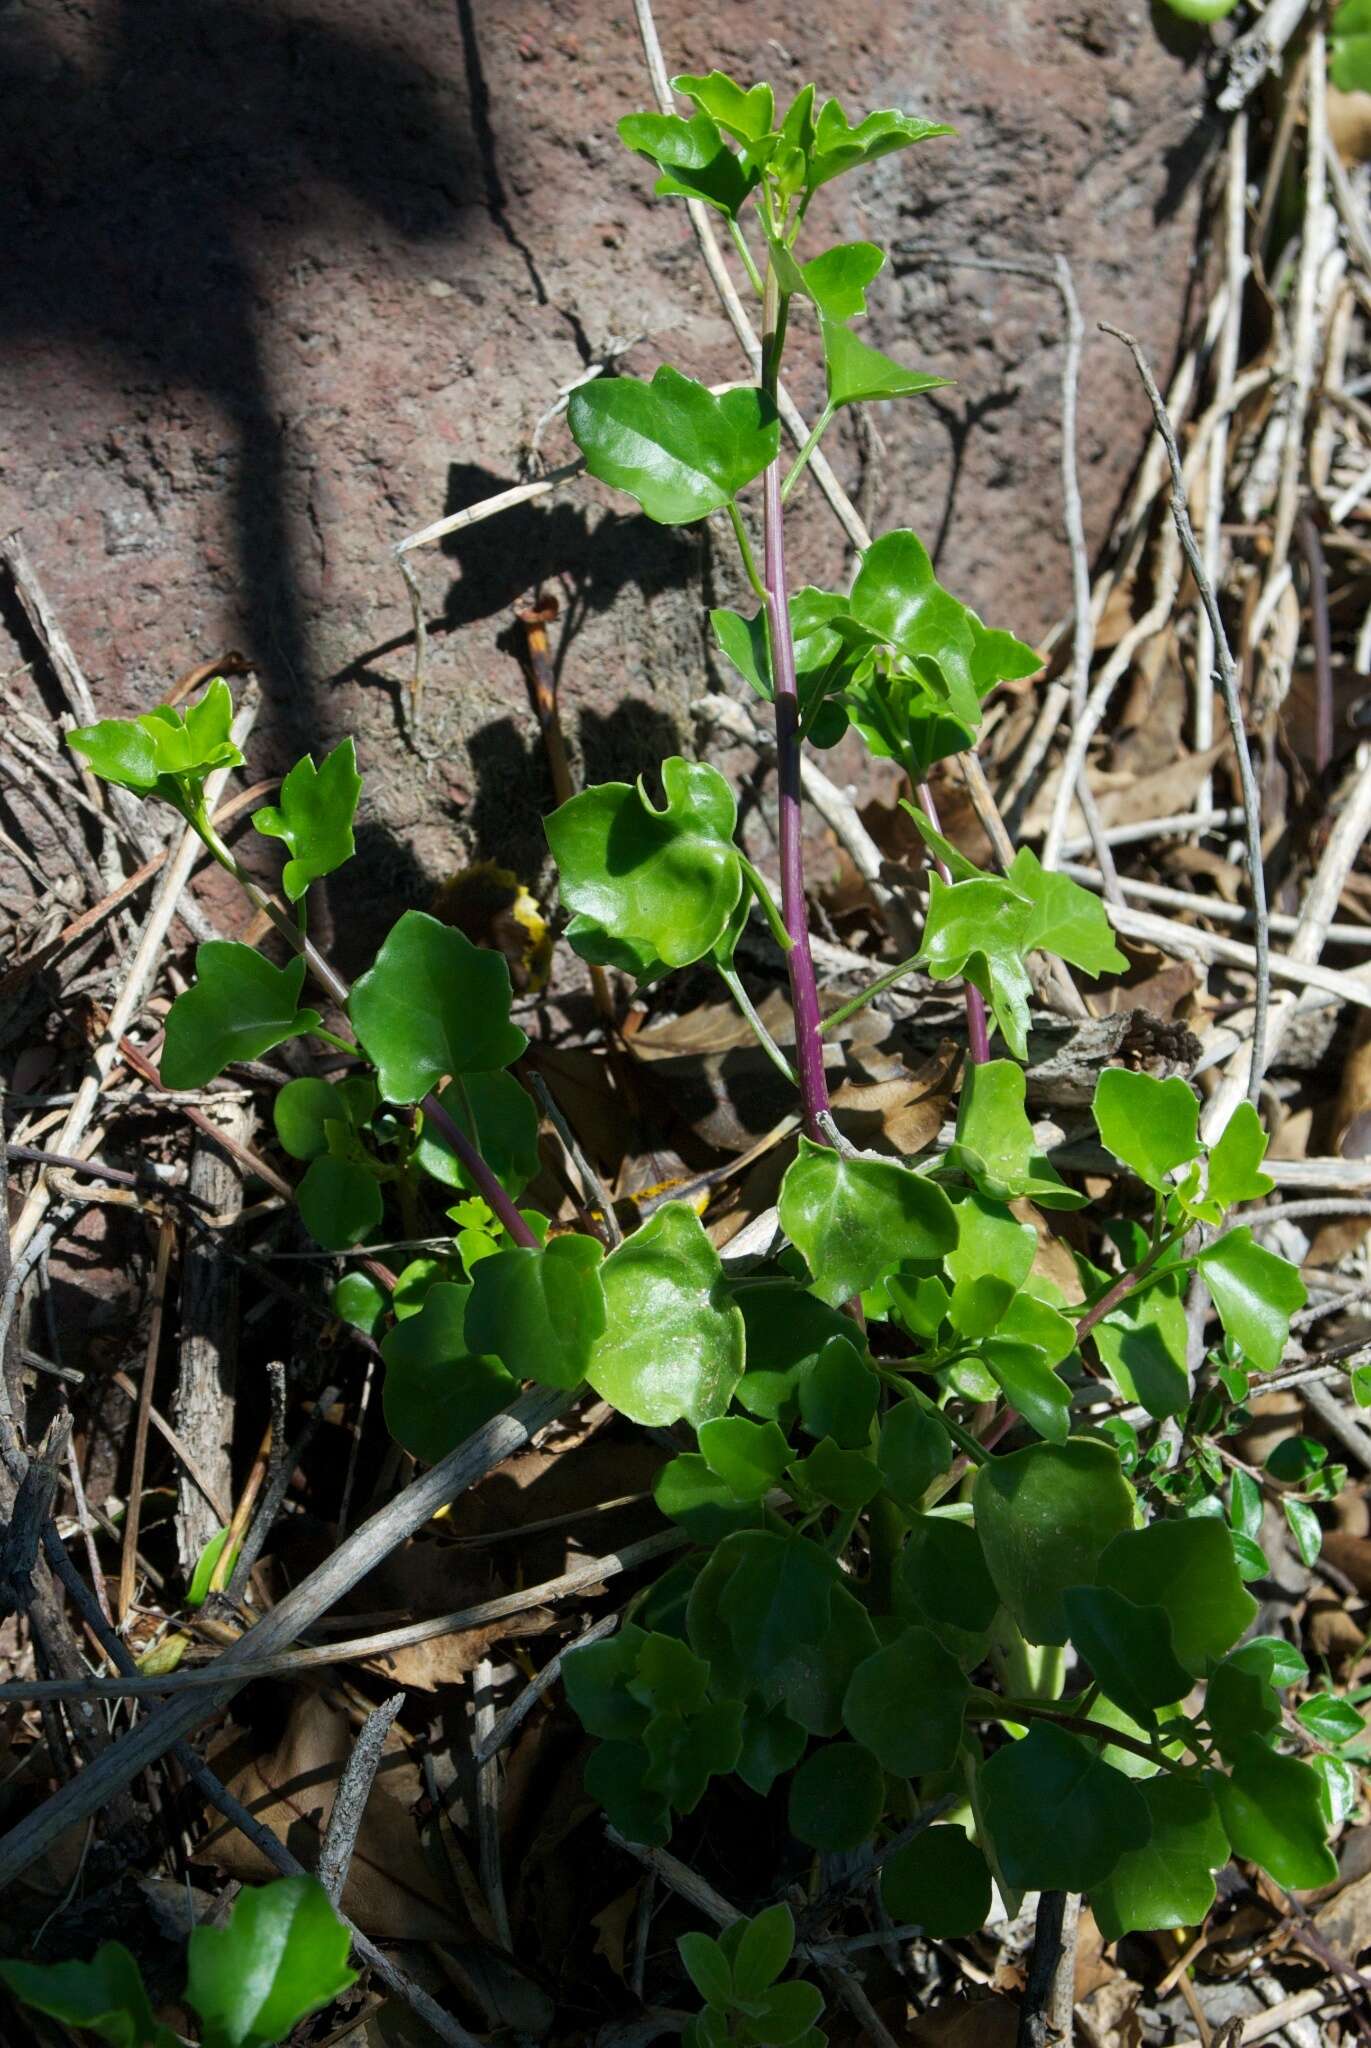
62,53,1362,1985
0,1877,353,2047
676,1905,824,2047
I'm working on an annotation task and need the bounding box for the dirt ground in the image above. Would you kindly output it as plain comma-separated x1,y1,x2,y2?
1,0,1217,911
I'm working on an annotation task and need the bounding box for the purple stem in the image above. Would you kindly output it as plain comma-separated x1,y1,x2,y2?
915,780,990,1064
419,1092,540,1248
762,456,832,1142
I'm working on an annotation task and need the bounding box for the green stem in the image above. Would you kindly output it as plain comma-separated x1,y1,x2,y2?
884,1375,988,1466
965,1693,1184,1772
737,857,794,955
728,503,768,606
728,216,765,297
781,403,835,500
309,1026,362,1058
819,953,922,1036
1074,1225,1188,1341
715,964,799,1086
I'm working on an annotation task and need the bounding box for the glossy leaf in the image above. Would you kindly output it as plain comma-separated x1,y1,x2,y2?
800,241,885,318
414,1071,541,1198
982,1339,1071,1444
1197,1227,1306,1375
1092,1776,1229,1939
1060,1585,1193,1721
844,530,982,723
568,365,778,523
70,677,243,801
1229,1634,1307,1692
185,1876,356,2048
710,587,863,741
297,1155,383,1251
1096,1516,1257,1676
1296,1691,1364,1747
672,71,775,144
547,757,745,977
698,1415,791,1500
789,1435,882,1510
274,1076,353,1161
917,872,1036,1059
877,1399,951,1508
1092,1069,1201,1192
979,1721,1151,1892
819,316,948,409
1206,1656,1281,1764
718,1530,838,1682
563,1625,651,1741
1284,1496,1323,1568
778,1135,957,1307
1091,1272,1190,1420
252,738,361,900
946,1058,1084,1209
842,1624,969,1774
465,1234,606,1389
788,1741,884,1851
734,1281,853,1426
0,1943,167,2048
1207,1101,1276,1209
894,1514,1001,1657
974,1438,1135,1646
350,911,526,1102
331,1270,385,1338
1009,847,1127,978
796,1334,878,1447
588,1201,744,1426
881,1826,992,1939
161,945,320,1089
806,98,954,190
618,111,757,216
654,1454,762,1541
737,1700,808,1796
732,1902,795,1997
1213,1737,1338,1890
379,1282,516,1462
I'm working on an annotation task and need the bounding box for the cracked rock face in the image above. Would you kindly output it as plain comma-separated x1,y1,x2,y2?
0,0,1214,920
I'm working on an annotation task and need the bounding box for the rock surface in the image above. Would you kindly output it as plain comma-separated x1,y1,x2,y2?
0,0,1216,915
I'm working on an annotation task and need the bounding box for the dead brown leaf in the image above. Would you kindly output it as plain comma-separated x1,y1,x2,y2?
908,1995,1019,2046
1322,1529,1371,1599
202,1692,466,1941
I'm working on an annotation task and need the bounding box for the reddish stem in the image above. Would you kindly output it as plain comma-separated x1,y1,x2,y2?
915,781,990,1063
763,457,832,1141
419,1092,540,1247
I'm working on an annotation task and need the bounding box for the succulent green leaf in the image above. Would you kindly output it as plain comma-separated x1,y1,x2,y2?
1284,1496,1323,1568
185,1876,356,2048
350,912,526,1102
1206,1101,1276,1209
800,241,886,318
252,738,361,900
842,1624,969,1774
1229,1634,1307,1692
947,1058,1084,1209
70,678,243,802
414,1071,541,1198
1092,1069,1202,1192
1060,1585,1193,1721
585,1739,671,1847
805,99,954,190
982,1339,1071,1444
331,1270,385,1338
788,1435,883,1510
1331,0,1371,90
379,1282,516,1462
161,945,320,1089
644,1698,745,1812
678,1929,734,2010
274,1076,358,1161
1206,1655,1281,1763
296,1155,383,1251
778,1135,957,1307
980,1722,1152,1893
819,316,948,409
732,1903,795,1998
844,529,980,719
1092,1271,1191,1420
881,1826,992,1939
672,71,775,144
1008,847,1127,977
737,1701,808,1796
465,1234,605,1389
1092,1776,1229,1939
719,1529,838,1682
734,1280,853,1426
1197,1227,1306,1375
788,1741,884,1851
654,1454,763,1541
563,1625,651,1741
917,873,1037,1060
710,588,863,740
947,1190,1036,1292
894,1514,1001,1659
974,1438,1135,1646
547,757,744,976
0,1943,165,2048
1097,1516,1257,1676
568,365,778,523
1296,1691,1364,1746
698,1414,791,1500
588,1201,744,1425
877,1400,951,1508
1212,1737,1338,1889
796,1334,879,1447
618,111,757,216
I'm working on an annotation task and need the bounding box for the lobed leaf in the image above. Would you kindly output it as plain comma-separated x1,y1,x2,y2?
1096,1516,1257,1676
587,1202,744,1426
619,111,758,217
161,945,320,1090
947,1058,1084,1209
1092,1069,1201,1192
0,1943,168,2048
974,1437,1135,1646
979,1721,1152,1892
1196,1227,1306,1376
819,316,948,409
568,365,778,523
252,738,361,900
787,1741,884,1851
1212,1737,1338,1890
349,911,526,1103
296,1155,383,1251
70,678,243,803
777,1135,956,1308
414,1071,541,1198
465,1234,606,1389
379,1282,516,1462
842,1624,969,1774
1092,1776,1229,1939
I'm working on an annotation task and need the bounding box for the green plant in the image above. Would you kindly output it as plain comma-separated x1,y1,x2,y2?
677,1905,823,2047
0,1876,354,2047
65,61,1359,1998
